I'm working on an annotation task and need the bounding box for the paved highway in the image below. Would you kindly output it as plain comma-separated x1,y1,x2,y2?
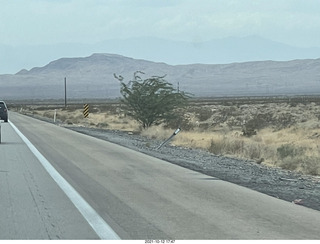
1,112,320,239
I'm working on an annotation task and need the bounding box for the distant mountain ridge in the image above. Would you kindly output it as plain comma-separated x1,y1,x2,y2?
2,36,320,74
1,53,320,100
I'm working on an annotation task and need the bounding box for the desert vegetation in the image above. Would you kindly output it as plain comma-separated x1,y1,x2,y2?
16,96,320,176
115,72,190,128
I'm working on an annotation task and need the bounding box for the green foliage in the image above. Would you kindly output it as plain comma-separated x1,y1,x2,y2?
115,72,190,129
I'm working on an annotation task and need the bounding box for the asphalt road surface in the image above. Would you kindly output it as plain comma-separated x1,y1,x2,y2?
1,112,320,239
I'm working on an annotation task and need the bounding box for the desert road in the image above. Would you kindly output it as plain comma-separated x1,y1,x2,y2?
1,112,320,239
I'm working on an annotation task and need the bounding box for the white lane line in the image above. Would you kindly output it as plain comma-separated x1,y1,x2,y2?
9,121,120,240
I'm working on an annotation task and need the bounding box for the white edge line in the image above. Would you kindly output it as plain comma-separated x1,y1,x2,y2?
9,120,120,240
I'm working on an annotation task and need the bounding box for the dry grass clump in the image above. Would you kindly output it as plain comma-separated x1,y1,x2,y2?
142,125,320,175
143,127,268,162
19,104,140,132
141,101,320,176
140,126,174,141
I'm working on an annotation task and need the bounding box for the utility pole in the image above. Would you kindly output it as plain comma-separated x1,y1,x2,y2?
64,77,67,108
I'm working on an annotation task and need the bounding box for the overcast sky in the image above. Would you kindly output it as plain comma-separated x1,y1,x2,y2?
1,0,320,74
1,0,320,47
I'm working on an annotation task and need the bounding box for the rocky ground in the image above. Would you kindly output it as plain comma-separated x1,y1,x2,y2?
64,125,320,212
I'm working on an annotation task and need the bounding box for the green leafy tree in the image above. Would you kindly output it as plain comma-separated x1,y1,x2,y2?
114,71,190,129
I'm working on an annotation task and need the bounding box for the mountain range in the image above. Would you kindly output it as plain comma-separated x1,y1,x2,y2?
1,52,320,100
2,36,320,74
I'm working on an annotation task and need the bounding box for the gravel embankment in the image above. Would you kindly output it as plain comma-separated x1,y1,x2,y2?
65,125,320,212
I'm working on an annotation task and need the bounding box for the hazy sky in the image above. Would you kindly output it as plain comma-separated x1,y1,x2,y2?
1,0,320,74
1,0,320,47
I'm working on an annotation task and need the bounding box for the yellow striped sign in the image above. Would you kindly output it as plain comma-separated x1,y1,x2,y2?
83,104,89,118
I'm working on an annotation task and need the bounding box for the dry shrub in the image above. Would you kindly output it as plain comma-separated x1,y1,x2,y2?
301,157,320,175
173,130,219,149
57,114,68,122
208,138,225,155
279,156,320,175
195,107,213,121
142,127,217,149
208,137,240,155
278,157,300,171
140,126,173,140
245,143,262,160
208,137,263,160
276,144,305,159
274,143,320,175
165,113,195,131
43,111,54,118
261,145,277,163
97,122,109,128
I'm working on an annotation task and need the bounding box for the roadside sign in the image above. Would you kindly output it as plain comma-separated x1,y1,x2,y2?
83,104,89,118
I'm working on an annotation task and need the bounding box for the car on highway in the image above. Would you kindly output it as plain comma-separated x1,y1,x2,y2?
0,101,8,122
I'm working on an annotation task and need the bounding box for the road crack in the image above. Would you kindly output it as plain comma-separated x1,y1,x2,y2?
23,169,62,239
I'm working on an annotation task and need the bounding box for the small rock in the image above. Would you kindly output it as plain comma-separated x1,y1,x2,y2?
256,158,264,164
292,199,304,205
